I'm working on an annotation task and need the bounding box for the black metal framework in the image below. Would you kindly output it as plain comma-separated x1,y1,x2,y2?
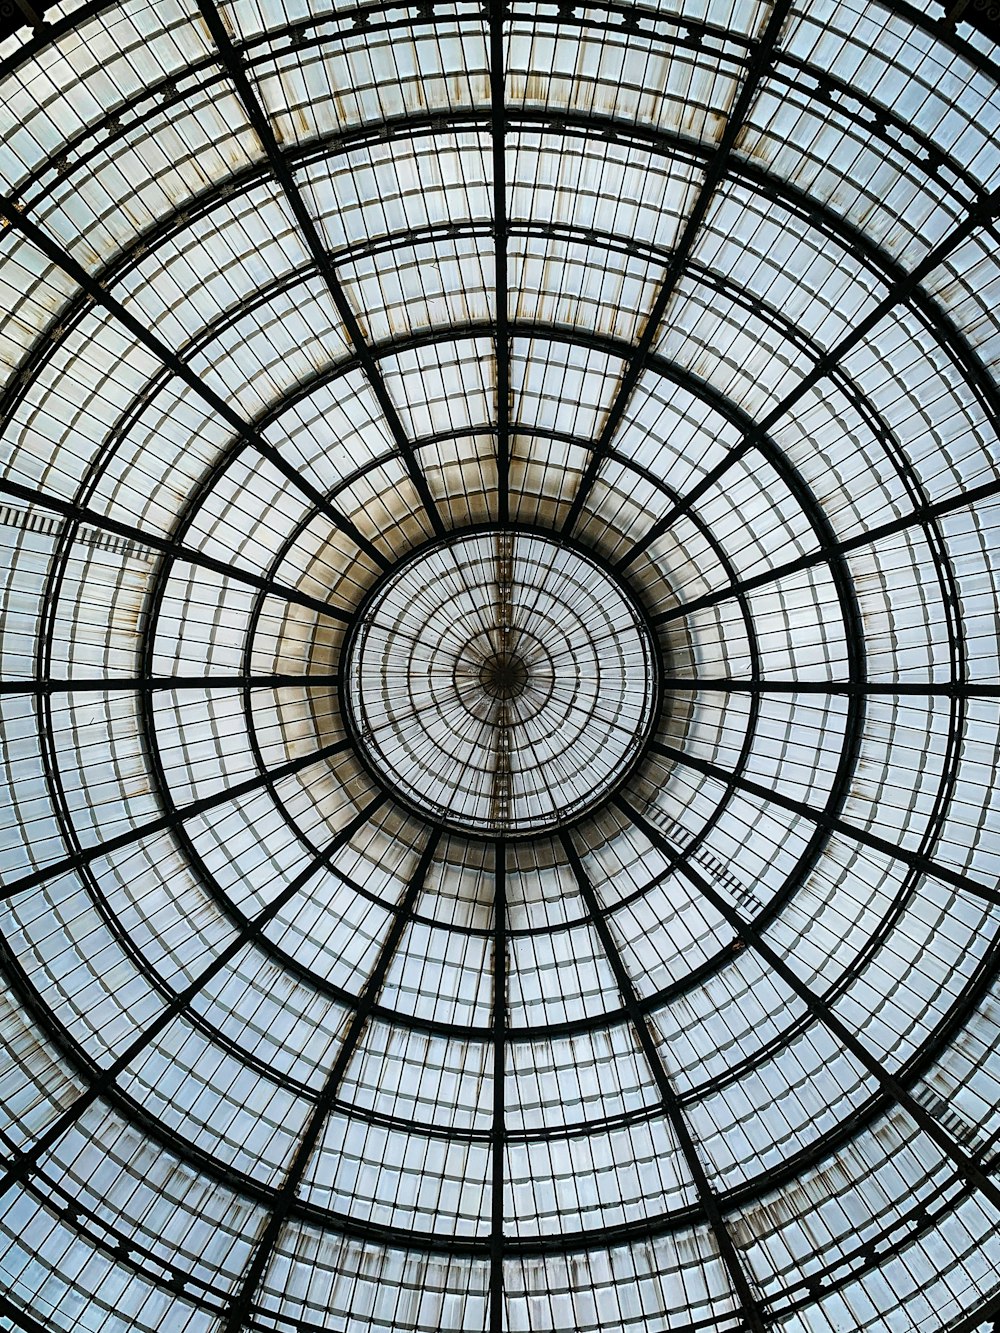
489,840,507,1333
193,0,443,542
559,833,768,1332
560,0,795,536
0,1,999,1331
618,798,1000,1215
337,526,663,839
489,0,511,526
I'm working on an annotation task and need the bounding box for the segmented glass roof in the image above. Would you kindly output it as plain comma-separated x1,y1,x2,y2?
1,0,999,1330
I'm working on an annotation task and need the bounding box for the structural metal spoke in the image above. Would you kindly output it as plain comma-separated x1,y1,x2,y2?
560,833,768,1332
0,735,354,902
651,471,1000,629
0,473,350,626
0,199,388,570
0,797,384,1200
654,677,999,698
195,0,444,540
220,831,441,1332
619,798,1000,1217
615,188,1000,571
489,0,512,526
0,673,339,696
490,839,508,1333
563,0,794,533
645,738,1000,909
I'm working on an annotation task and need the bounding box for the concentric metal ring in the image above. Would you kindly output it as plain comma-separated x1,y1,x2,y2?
341,529,660,836
2,2,1000,1331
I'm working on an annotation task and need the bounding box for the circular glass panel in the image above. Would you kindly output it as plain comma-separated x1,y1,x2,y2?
343,529,658,835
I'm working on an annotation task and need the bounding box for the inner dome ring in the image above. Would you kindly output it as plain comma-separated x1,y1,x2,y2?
340,528,662,838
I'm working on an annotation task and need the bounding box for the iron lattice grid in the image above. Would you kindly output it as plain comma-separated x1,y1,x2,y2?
0,0,999,1331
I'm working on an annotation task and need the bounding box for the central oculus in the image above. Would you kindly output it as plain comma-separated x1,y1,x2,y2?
342,529,658,837
478,649,530,700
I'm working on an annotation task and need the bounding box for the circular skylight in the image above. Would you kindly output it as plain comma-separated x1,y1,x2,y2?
343,529,659,835
0,2,999,1332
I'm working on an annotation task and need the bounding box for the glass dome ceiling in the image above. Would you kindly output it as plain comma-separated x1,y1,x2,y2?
1,0,1000,1329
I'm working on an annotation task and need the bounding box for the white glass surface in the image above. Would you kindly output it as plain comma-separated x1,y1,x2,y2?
0,0,998,1330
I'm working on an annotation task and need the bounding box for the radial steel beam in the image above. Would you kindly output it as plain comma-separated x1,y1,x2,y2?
220,831,441,1333
654,677,999,697
490,840,508,1333
924,0,1000,43
195,0,444,540
0,734,354,902
489,0,512,526
0,199,387,570
561,0,794,535
644,738,1000,909
0,474,349,625
0,673,339,695
0,1289,52,1333
560,832,769,1333
615,185,1000,572
0,797,384,1200
619,798,1000,1216
8,0,44,28
650,469,1000,634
